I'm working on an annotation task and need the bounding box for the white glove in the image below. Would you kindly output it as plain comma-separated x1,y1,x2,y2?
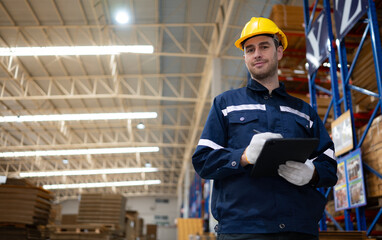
278,160,315,186
245,132,283,164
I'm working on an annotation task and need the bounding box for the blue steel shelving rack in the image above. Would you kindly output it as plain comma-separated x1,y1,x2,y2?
303,0,382,236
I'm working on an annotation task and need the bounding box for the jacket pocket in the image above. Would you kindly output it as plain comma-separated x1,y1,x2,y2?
295,117,312,137
227,112,261,147
282,116,312,138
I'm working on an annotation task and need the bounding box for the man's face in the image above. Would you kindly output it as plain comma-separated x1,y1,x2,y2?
243,35,283,81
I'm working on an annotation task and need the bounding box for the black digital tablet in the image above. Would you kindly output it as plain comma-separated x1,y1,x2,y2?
250,138,319,177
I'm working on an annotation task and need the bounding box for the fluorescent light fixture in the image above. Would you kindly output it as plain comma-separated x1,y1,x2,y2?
43,179,161,190
115,11,129,24
0,45,154,56
0,146,159,158
0,112,157,123
20,167,159,177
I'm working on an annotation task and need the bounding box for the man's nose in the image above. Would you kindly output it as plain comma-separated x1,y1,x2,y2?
254,50,262,59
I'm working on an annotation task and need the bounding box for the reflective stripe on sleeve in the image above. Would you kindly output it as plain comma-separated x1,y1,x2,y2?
222,104,266,116
198,139,224,150
324,148,336,161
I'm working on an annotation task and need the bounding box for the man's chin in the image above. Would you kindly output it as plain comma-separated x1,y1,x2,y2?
251,68,277,81
252,72,270,81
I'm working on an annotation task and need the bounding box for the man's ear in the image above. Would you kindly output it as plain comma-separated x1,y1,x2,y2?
277,46,283,61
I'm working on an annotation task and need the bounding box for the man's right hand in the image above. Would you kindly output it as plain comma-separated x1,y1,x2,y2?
244,132,283,164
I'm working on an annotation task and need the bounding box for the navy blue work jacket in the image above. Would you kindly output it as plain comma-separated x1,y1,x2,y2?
192,79,338,236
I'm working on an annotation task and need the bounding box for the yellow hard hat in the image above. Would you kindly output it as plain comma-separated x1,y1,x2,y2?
235,17,288,51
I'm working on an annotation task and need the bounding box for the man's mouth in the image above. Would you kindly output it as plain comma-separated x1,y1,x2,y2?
253,61,266,67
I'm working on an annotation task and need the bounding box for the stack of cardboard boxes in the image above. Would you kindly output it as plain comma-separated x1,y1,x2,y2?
0,178,53,240
359,116,382,198
48,193,126,240
269,4,305,31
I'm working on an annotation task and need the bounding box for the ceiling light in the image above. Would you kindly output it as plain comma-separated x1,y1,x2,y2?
43,179,161,190
62,159,69,165
0,45,154,56
0,112,157,123
115,11,129,24
0,147,160,158
137,122,145,129
19,167,158,177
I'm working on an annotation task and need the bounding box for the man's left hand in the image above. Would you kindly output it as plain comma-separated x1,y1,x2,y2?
278,160,315,186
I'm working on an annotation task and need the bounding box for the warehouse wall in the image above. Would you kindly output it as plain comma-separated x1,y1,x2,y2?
126,196,177,240
61,198,79,215
61,196,177,240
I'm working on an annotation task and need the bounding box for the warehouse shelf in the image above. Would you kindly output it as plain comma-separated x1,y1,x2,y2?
304,0,382,236
188,1,382,238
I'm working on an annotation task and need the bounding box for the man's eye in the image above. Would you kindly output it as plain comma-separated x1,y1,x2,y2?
247,49,254,53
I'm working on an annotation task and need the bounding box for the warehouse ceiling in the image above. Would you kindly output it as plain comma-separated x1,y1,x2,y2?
0,0,348,201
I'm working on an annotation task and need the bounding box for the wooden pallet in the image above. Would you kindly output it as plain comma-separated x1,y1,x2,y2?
48,224,110,233
49,233,109,240
48,224,114,240
0,223,43,240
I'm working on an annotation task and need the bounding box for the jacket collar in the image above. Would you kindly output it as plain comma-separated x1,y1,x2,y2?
247,78,288,97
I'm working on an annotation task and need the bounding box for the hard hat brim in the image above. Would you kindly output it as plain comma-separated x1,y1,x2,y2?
235,31,288,51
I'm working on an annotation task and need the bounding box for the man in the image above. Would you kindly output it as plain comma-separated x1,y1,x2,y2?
192,17,338,240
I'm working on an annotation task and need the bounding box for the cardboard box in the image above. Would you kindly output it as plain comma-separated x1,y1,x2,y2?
61,214,77,225
146,224,157,240
49,204,62,225
177,218,203,240
0,182,53,225
125,210,139,240
138,218,144,237
358,115,382,197
269,5,304,31
77,193,126,232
